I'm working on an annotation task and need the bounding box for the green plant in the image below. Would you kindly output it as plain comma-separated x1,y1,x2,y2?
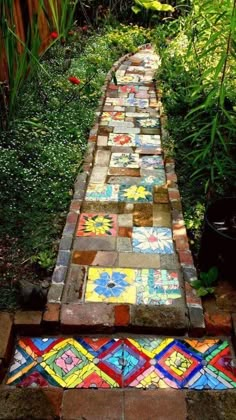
46,0,79,39
192,266,219,297
132,0,174,14
31,250,56,272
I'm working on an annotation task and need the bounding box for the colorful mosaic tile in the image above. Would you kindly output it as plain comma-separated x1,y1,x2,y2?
135,134,161,148
132,227,174,254
110,153,140,168
136,269,181,305
85,184,119,202
125,98,149,108
108,133,136,147
119,85,137,94
116,74,140,84
86,267,136,304
101,112,125,122
136,118,160,129
85,268,181,305
119,185,153,203
7,337,236,390
76,214,117,237
140,156,164,169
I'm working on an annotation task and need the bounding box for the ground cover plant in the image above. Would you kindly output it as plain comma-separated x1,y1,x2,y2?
0,23,150,309
154,0,236,263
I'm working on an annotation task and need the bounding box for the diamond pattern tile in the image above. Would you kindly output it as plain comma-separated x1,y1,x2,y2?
6,337,236,390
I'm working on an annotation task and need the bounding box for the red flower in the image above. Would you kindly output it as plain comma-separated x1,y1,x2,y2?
68,76,81,85
50,31,58,40
82,25,88,31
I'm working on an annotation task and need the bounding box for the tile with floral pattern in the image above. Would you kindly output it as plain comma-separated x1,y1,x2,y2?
140,156,164,169
108,133,136,147
101,112,125,123
132,227,174,254
110,153,140,168
85,184,119,202
77,214,117,237
85,267,136,303
119,185,153,203
116,74,140,84
136,118,160,129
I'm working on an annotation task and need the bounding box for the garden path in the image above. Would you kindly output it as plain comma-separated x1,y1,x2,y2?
1,47,236,419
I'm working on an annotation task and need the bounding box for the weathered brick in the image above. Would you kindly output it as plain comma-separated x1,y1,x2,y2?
61,303,115,332
14,311,42,334
43,303,60,324
115,305,130,327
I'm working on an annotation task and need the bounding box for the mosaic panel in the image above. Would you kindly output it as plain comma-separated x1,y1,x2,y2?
132,227,174,254
116,74,140,84
85,184,119,202
7,338,236,390
118,185,153,203
85,267,137,304
108,133,136,147
136,118,160,129
85,268,181,305
76,214,117,237
101,112,125,122
110,153,140,168
119,85,138,94
136,269,181,305
125,97,149,108
135,134,161,148
140,156,164,169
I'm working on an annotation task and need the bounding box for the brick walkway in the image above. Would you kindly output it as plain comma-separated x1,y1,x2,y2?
1,46,236,419
46,45,204,334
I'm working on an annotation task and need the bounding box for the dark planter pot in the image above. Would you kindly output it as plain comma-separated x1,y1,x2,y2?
199,197,236,281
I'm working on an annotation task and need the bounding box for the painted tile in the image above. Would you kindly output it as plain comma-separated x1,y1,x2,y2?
119,85,137,94
116,74,140,84
135,134,161,148
85,184,119,202
119,185,153,203
136,118,160,129
110,153,140,168
76,214,117,237
101,112,125,122
140,156,164,169
132,227,174,254
85,267,137,304
6,337,236,390
136,269,181,305
125,98,149,108
108,133,136,147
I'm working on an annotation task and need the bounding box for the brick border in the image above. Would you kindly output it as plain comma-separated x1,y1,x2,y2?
160,113,205,336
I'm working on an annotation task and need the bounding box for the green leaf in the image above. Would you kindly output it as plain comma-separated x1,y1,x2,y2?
111,71,117,86
207,266,219,283
132,5,141,14
191,280,202,289
196,287,209,297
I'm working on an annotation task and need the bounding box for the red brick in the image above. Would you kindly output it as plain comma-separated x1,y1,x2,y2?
66,212,79,224
118,227,132,238
14,311,42,334
108,83,119,90
115,305,130,327
205,311,232,336
178,251,194,265
168,189,181,201
69,200,82,213
175,235,190,251
43,388,63,418
167,172,177,182
62,390,123,419
72,250,97,265
43,303,60,324
60,303,115,332
0,313,13,363
124,390,187,420
108,168,140,177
